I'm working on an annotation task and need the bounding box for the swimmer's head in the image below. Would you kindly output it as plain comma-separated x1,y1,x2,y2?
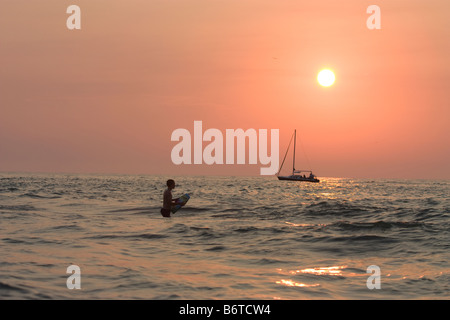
166,179,175,189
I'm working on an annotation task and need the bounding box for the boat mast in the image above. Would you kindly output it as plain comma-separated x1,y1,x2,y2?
293,129,296,174
277,130,295,176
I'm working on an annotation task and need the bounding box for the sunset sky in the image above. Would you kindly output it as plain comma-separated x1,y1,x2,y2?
0,0,449,179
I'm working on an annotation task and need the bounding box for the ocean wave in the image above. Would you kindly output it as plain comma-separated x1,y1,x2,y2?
0,204,37,212
326,235,399,243
20,193,61,199
304,200,374,217
0,281,29,294
46,224,85,232
234,226,259,233
0,187,19,192
331,220,425,231
85,233,168,241
205,245,227,252
246,258,285,265
108,206,156,213
2,237,65,245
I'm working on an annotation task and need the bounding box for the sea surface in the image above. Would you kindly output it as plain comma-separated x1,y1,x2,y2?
0,173,449,299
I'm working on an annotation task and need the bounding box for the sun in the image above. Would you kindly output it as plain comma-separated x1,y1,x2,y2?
317,69,335,87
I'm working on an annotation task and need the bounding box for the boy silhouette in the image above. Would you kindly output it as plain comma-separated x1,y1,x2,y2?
161,179,180,217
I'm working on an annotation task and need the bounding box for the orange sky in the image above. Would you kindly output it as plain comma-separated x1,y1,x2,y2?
0,0,449,178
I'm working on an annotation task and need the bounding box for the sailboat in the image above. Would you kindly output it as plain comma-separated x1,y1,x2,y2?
277,130,320,183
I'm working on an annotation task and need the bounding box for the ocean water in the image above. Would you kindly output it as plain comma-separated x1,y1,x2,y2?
0,173,448,299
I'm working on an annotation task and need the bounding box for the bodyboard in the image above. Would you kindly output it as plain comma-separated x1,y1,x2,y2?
171,193,190,213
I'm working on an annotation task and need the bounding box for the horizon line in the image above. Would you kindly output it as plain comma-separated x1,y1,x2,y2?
0,170,448,181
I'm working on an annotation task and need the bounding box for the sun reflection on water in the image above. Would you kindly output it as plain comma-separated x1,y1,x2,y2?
297,265,347,276
275,265,349,290
275,279,320,288
284,221,326,228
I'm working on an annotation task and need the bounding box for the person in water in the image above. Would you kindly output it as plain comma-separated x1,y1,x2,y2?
161,179,181,217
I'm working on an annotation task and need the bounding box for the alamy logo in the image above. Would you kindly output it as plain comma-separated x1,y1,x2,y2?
171,121,279,175
366,5,381,30
366,265,381,289
65,5,380,31
66,5,81,30
66,265,81,289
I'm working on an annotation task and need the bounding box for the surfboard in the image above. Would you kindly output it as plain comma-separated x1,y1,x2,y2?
171,193,190,213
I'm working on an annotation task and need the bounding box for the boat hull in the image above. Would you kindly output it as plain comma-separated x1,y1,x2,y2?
277,175,320,183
